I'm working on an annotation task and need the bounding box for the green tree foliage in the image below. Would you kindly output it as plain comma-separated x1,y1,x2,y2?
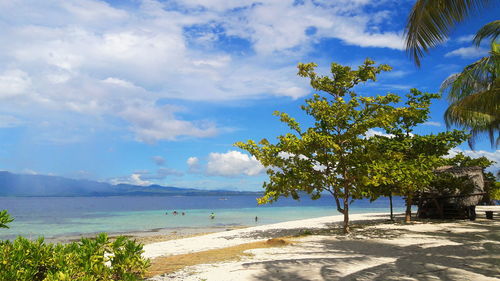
236,59,466,232
489,181,500,200
364,92,467,222
446,152,495,168
0,210,150,280
0,210,14,229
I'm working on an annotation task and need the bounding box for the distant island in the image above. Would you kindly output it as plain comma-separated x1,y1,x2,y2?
0,171,260,197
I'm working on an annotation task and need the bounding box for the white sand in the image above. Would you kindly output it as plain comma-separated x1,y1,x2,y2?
144,213,500,281
143,212,387,259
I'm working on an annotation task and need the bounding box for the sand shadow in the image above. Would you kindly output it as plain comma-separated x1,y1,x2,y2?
248,220,500,280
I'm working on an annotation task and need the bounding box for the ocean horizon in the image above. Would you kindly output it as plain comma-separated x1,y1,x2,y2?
0,195,406,240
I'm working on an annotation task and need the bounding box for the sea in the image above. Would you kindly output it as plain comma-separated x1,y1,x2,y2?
0,195,406,240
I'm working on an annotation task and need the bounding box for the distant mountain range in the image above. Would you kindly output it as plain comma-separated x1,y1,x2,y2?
0,171,259,197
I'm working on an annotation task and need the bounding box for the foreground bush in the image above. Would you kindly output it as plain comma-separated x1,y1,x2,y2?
0,233,150,281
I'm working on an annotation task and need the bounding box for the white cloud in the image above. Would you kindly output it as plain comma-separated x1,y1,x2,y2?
0,70,31,99
445,46,489,59
364,129,394,138
187,156,201,173
102,77,136,88
187,156,200,166
423,121,441,127
0,0,409,143
120,105,218,143
110,166,183,185
207,150,264,176
111,173,152,186
202,0,405,54
455,34,474,44
381,70,410,78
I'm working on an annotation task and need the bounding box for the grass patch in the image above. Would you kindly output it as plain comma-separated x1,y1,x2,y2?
145,238,292,278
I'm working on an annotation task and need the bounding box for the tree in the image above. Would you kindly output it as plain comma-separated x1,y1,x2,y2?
404,1,499,146
446,152,495,168
0,210,14,229
366,89,468,222
236,59,463,233
366,132,467,222
440,41,499,147
404,0,494,67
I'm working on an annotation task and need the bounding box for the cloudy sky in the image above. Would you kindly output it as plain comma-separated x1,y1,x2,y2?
0,0,498,190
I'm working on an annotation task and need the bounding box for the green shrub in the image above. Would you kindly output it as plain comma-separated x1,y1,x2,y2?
0,233,150,281
0,210,14,229
491,182,500,201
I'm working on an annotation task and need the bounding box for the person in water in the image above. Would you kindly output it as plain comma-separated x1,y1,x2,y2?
210,212,215,219
255,216,258,222
182,212,185,216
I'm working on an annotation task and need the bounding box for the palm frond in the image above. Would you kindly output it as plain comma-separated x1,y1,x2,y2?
405,0,491,67
444,101,497,128
445,99,499,148
473,20,500,46
440,45,499,103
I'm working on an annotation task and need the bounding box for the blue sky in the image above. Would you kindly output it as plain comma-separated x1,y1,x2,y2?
0,0,498,191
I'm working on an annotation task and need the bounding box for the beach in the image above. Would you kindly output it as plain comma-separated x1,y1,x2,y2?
143,213,500,281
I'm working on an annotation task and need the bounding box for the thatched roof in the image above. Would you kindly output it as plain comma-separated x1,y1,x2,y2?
428,166,485,206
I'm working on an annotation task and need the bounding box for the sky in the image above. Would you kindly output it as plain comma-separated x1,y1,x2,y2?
0,0,498,191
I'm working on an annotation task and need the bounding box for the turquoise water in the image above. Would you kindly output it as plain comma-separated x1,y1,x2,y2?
0,196,406,240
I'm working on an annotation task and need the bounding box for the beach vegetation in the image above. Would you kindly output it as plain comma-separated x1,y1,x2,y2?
0,215,150,281
490,181,500,200
0,210,14,229
440,41,499,148
364,102,468,222
404,1,499,147
237,59,397,233
236,59,467,232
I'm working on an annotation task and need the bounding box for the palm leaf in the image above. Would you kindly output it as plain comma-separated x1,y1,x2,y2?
405,0,491,66
445,100,499,147
473,20,500,46
441,42,499,147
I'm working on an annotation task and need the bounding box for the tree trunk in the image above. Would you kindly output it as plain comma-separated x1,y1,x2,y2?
389,193,394,221
432,197,443,219
343,187,350,234
405,195,412,223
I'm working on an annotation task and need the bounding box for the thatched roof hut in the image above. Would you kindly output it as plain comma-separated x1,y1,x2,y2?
415,166,485,219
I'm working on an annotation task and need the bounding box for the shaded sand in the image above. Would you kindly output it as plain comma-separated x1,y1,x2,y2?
144,213,500,281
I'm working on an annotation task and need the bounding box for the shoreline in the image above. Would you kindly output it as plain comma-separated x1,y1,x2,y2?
45,225,251,244
47,212,396,245
14,207,407,244
142,212,393,259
